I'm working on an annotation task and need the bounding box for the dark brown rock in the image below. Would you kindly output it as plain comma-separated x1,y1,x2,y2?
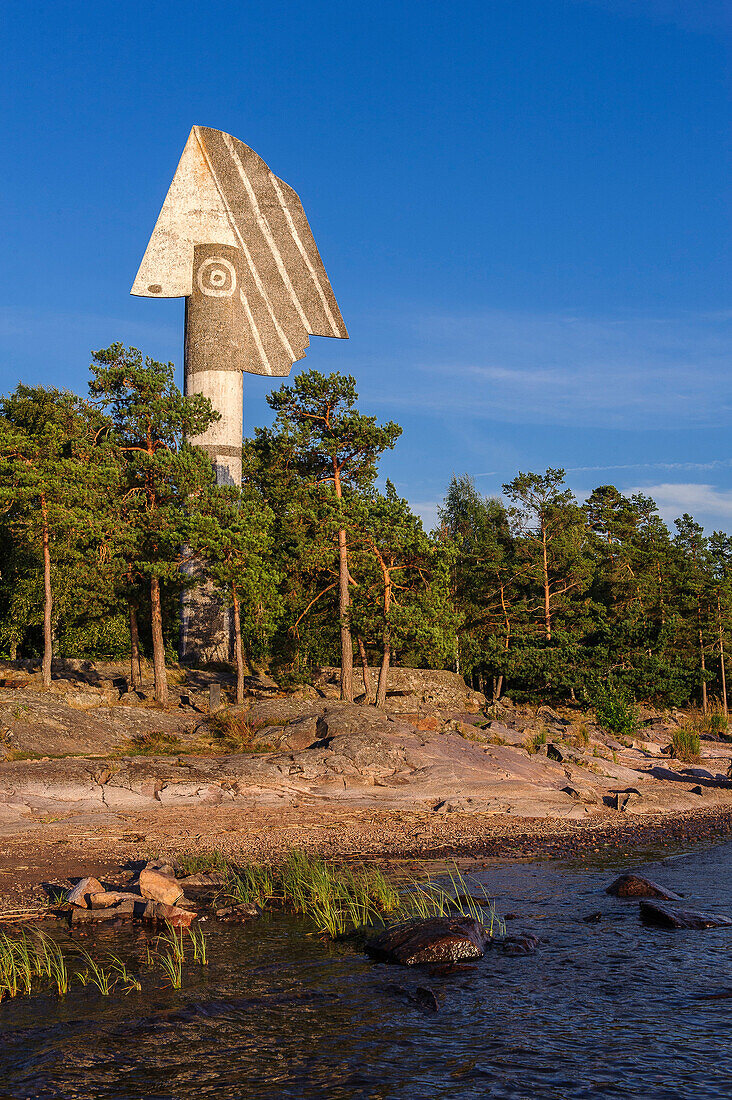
639,901,732,930
142,900,196,927
215,902,262,922
606,874,682,900
500,934,539,955
365,917,490,966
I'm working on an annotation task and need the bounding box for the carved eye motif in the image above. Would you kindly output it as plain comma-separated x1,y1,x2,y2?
197,256,237,297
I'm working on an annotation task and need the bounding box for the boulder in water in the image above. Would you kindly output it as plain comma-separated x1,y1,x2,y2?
606,874,681,900
639,901,732,930
365,917,490,966
499,934,539,955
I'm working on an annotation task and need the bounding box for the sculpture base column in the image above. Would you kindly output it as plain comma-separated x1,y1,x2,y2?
180,273,244,664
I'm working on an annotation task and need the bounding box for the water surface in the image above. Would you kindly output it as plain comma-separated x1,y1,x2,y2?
3,843,732,1098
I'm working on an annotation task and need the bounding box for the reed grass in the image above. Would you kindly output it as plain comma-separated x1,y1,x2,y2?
176,849,228,876
75,947,115,995
187,925,208,965
216,850,504,940
107,953,142,993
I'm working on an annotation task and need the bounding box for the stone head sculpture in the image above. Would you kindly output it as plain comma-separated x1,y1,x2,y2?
131,125,348,483
132,126,348,662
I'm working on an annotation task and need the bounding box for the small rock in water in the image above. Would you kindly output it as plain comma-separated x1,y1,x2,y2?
582,911,603,923
66,877,105,908
606,874,681,900
215,902,262,922
138,867,184,906
415,986,440,1012
365,917,490,966
499,934,539,955
639,901,732,930
142,900,196,927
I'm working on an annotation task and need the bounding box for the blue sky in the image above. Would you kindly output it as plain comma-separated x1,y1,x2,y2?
2,0,729,531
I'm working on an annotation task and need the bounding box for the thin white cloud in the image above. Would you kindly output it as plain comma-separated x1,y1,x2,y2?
377,307,731,430
629,483,732,531
567,459,732,475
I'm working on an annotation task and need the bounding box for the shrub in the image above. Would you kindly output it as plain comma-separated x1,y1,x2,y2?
571,723,590,749
710,712,728,735
671,728,701,763
524,729,547,755
592,682,638,738
207,712,274,753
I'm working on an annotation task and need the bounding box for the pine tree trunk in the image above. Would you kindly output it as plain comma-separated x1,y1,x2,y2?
232,585,245,706
698,598,707,714
150,576,168,706
375,563,392,708
129,603,142,690
333,464,353,702
356,635,374,703
376,636,391,708
41,495,53,689
541,517,551,641
494,674,503,701
719,594,728,717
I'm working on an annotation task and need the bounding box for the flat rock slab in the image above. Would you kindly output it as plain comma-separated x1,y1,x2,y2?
365,917,490,966
607,874,682,900
70,896,195,926
639,900,732,930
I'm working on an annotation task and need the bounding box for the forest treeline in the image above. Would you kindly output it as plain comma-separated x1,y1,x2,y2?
1,343,731,712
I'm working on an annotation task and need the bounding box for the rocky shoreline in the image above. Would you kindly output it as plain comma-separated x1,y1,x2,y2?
3,659,732,911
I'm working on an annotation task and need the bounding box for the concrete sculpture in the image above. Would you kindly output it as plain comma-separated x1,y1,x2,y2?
132,125,348,658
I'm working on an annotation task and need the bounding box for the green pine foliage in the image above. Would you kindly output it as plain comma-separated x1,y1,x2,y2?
2,354,732,713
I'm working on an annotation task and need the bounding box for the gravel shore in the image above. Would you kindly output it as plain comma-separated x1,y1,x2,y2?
3,802,732,914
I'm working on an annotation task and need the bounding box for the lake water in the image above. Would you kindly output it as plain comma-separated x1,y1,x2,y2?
2,842,732,1099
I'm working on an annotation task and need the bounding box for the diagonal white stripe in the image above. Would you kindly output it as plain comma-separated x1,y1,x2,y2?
239,289,272,375
268,172,343,338
223,132,313,333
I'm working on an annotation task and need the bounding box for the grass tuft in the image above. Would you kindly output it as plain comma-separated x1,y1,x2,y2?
671,727,701,763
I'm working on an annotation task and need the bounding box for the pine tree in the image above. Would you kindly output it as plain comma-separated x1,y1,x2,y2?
0,386,114,686
259,371,401,701
89,344,219,705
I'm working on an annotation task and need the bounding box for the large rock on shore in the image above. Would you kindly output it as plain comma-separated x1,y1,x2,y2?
66,876,105,907
365,917,491,966
138,866,184,906
313,667,487,713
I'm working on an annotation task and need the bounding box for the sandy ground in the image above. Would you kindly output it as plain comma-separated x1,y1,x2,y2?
3,801,732,914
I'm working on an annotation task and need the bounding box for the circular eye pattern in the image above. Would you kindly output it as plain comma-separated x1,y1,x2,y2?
197,256,237,297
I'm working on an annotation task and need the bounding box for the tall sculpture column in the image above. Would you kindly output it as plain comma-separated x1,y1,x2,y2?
131,125,348,662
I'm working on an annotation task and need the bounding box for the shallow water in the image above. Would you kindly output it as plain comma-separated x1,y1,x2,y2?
3,843,732,1099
